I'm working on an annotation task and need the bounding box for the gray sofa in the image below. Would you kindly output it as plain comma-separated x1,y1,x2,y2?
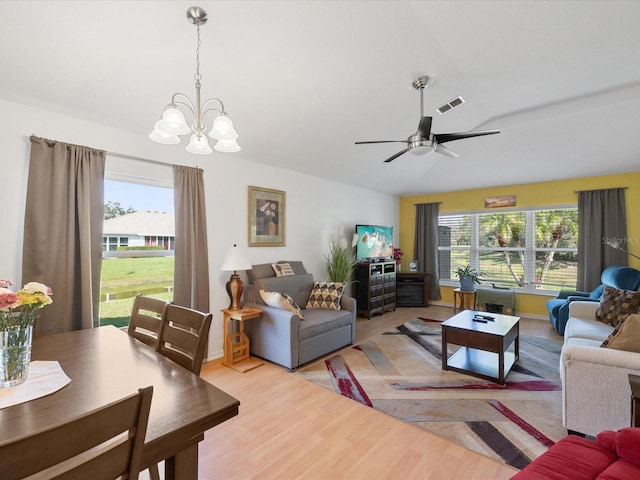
243,261,356,371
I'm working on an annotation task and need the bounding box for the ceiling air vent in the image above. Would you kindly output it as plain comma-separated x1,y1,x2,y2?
437,96,465,115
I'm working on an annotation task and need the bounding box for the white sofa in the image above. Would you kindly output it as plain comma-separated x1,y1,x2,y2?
560,300,640,436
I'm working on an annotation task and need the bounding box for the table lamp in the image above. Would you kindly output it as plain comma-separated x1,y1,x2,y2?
220,243,252,310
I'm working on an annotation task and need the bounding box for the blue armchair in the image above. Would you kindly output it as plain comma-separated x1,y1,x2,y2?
547,265,640,335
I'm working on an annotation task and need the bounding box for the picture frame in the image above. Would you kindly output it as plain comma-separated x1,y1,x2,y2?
248,186,286,246
484,195,516,209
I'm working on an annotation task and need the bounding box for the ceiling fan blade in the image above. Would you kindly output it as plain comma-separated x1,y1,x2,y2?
433,129,500,145
355,140,409,145
383,148,410,163
434,143,459,158
416,116,432,139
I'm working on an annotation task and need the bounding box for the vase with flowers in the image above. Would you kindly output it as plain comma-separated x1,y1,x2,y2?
0,280,53,387
393,247,404,271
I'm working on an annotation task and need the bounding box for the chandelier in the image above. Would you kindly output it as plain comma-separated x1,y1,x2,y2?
149,6,240,155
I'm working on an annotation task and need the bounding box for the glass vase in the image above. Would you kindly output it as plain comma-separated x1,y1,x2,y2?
0,324,33,387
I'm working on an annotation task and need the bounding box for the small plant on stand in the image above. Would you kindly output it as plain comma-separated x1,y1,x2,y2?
453,265,483,291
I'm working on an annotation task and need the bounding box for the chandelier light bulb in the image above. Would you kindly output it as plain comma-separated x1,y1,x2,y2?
186,133,213,155
158,106,191,135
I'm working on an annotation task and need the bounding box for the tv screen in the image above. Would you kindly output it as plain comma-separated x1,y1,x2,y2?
355,225,393,261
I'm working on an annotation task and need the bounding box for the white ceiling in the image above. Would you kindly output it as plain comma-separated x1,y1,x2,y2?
1,1,639,196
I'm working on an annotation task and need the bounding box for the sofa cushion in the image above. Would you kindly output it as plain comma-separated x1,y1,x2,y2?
601,314,640,352
251,273,315,308
259,290,304,319
247,261,307,283
597,286,640,327
565,316,614,343
510,435,618,479
615,427,640,467
272,262,295,277
298,307,354,341
306,281,345,310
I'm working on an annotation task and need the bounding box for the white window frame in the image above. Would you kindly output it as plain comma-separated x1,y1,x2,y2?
438,206,578,294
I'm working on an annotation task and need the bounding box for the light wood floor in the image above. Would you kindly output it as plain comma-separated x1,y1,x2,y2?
193,306,558,479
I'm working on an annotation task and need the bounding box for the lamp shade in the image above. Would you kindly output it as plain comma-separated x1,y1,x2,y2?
185,133,213,155
209,114,238,140
214,138,242,153
149,121,181,144
158,106,191,135
221,244,252,271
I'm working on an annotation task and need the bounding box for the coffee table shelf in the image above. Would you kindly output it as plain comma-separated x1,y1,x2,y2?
446,347,517,384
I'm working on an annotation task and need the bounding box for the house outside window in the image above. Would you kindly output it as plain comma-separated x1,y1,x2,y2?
438,207,578,291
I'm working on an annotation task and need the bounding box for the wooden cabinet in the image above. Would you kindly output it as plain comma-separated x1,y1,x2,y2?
355,261,396,318
396,272,430,307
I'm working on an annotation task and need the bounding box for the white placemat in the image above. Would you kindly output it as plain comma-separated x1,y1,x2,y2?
0,361,71,409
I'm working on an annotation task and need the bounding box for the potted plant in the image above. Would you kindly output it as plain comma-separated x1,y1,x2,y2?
453,265,483,291
324,230,358,285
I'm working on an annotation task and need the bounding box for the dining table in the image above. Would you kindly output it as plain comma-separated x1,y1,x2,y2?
0,325,240,480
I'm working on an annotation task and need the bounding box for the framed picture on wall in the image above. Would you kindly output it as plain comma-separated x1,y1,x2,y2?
248,186,286,246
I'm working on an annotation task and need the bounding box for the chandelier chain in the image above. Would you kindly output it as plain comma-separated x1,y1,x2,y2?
195,23,202,83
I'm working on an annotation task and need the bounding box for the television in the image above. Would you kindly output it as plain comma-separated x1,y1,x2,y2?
355,224,393,261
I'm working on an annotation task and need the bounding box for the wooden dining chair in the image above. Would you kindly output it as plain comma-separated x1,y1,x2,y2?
0,385,153,480
127,294,171,349
157,304,213,375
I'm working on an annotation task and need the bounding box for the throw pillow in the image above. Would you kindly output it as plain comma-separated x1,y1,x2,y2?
272,263,295,277
259,290,304,319
596,286,640,327
615,427,640,467
306,281,345,310
601,314,640,352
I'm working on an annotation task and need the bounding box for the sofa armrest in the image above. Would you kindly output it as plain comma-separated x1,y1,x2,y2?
568,300,599,320
340,295,357,343
561,344,640,436
556,290,589,300
243,301,301,370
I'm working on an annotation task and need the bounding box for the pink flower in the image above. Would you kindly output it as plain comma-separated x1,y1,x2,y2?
0,288,19,311
0,279,13,289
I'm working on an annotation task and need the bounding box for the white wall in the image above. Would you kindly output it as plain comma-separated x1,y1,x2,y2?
0,98,398,360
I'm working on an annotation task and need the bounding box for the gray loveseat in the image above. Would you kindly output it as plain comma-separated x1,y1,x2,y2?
243,261,356,370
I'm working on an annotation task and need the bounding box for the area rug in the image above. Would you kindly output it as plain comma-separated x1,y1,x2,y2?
293,317,567,470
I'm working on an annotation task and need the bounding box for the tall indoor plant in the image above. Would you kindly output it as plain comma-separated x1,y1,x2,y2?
324,229,358,284
0,280,53,387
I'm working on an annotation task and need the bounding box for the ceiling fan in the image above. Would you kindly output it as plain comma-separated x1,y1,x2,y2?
355,76,500,163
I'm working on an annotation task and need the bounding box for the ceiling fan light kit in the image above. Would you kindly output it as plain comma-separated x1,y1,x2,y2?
149,7,241,155
355,75,499,163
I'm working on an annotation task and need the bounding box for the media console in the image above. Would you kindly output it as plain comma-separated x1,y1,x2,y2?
354,261,396,318
396,272,429,307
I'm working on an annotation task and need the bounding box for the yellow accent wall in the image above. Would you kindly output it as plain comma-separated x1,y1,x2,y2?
398,172,640,317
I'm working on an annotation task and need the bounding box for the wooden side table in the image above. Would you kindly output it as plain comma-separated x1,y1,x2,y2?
629,374,640,427
221,307,264,373
453,288,477,313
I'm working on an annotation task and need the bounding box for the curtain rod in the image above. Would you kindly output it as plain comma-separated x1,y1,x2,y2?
106,150,175,168
574,186,628,194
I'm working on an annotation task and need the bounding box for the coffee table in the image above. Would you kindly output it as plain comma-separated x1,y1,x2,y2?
441,310,520,385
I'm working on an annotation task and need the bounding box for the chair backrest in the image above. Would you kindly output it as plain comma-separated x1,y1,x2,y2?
128,294,171,349
157,304,212,375
601,265,640,292
0,386,153,480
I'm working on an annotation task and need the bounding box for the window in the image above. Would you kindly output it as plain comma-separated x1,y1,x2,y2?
100,178,174,328
438,208,578,291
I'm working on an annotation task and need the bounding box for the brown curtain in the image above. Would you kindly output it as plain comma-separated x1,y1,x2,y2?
577,187,627,291
23,136,105,334
173,165,210,313
414,202,441,300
